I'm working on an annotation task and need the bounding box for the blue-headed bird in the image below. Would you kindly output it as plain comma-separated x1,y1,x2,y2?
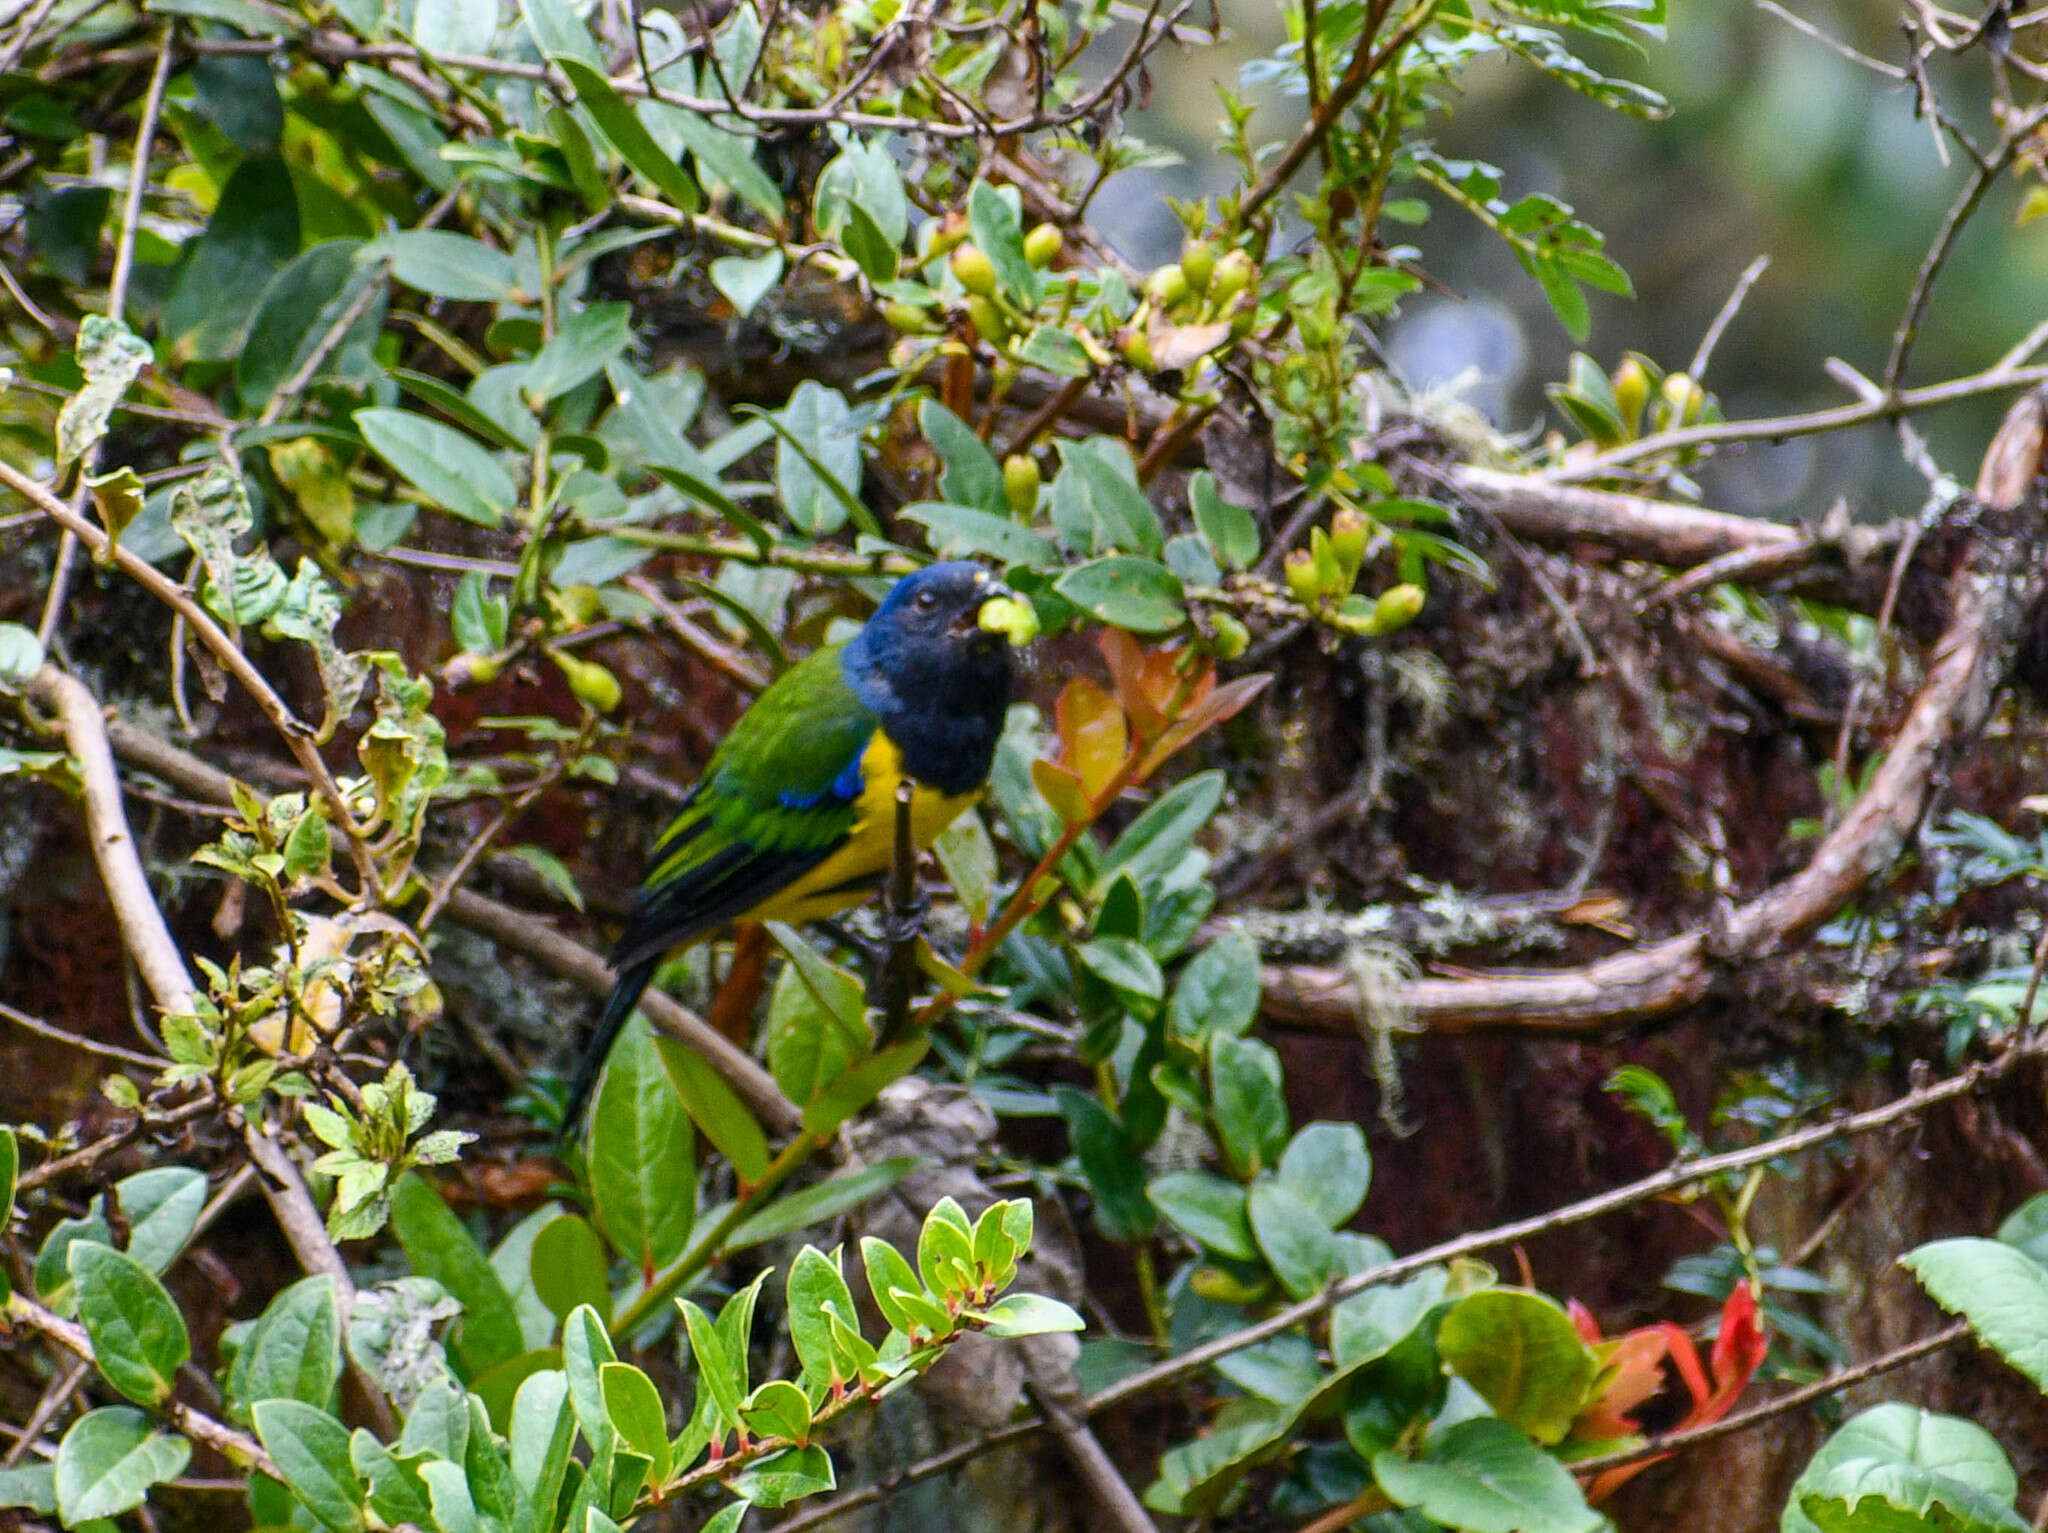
565,562,1021,1131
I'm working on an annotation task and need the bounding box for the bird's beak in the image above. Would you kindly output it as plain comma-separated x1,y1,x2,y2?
973,581,1039,646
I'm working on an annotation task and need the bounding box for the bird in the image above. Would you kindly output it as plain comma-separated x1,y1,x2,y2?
564,561,1023,1133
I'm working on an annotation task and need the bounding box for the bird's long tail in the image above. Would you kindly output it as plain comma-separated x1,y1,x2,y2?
562,957,657,1141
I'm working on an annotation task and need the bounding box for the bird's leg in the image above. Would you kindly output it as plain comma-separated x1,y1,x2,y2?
868,782,926,1041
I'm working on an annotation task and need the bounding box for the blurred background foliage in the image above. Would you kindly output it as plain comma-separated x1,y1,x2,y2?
1109,0,2048,517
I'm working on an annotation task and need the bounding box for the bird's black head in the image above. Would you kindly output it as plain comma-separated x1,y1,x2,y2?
844,562,1019,795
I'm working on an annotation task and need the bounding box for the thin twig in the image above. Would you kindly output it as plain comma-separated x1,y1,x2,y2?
1688,255,1771,380
0,996,162,1067
1555,359,2048,480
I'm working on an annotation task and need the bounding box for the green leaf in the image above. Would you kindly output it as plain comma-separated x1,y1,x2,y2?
239,239,374,411
525,303,632,406
916,1197,977,1301
1337,1273,1452,1385
254,1400,368,1533
860,1235,940,1337
726,1156,923,1250
1054,556,1185,633
967,180,1042,305
231,1274,343,1413
518,0,600,63
765,935,868,1106
798,1037,928,1135
530,1214,613,1323
0,1462,55,1514
1100,771,1225,894
710,250,784,318
679,1298,742,1436
1208,1031,1286,1178
654,1037,770,1186
1786,1404,2020,1533
1997,1194,2048,1268
1436,1289,1598,1445
973,1293,1084,1338
785,1245,857,1389
740,1379,813,1444
560,1303,617,1458
0,1125,14,1219
0,625,41,691
1189,470,1258,571
1247,1179,1344,1300
162,156,299,362
1800,1462,2028,1533
54,1408,190,1525
1148,1171,1256,1261
586,1015,696,1274
1049,438,1165,557
728,1443,835,1509
1903,1239,2048,1389
1170,932,1262,1038
412,0,496,57
364,230,521,302
356,407,515,526
509,1370,577,1520
769,382,866,537
599,1362,671,1481
1053,1086,1155,1241
1372,1418,1606,1533
1076,935,1164,1001
351,1432,433,1529
389,1174,526,1378
69,1241,190,1404
555,56,701,214
918,400,1006,515
900,501,1061,569
669,112,785,226
452,568,509,655
56,314,151,471
1277,1122,1371,1228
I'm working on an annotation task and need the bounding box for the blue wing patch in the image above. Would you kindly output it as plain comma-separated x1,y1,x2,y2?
778,752,866,810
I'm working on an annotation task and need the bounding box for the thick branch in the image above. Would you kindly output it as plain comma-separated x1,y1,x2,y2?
28,666,197,1015
1261,495,2041,1036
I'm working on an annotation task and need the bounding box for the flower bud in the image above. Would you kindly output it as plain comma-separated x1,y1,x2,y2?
1611,356,1649,434
1003,453,1041,516
1284,548,1321,605
1208,611,1249,659
967,296,1010,345
927,213,970,259
884,300,936,335
1328,509,1368,578
1024,223,1063,268
1209,248,1256,303
1372,582,1425,633
1662,370,1705,426
951,243,999,297
552,651,622,713
1148,264,1190,307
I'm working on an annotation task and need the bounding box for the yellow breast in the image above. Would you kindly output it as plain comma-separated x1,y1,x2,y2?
741,731,980,927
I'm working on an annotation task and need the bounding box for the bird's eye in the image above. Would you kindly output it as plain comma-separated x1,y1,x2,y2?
915,590,939,612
